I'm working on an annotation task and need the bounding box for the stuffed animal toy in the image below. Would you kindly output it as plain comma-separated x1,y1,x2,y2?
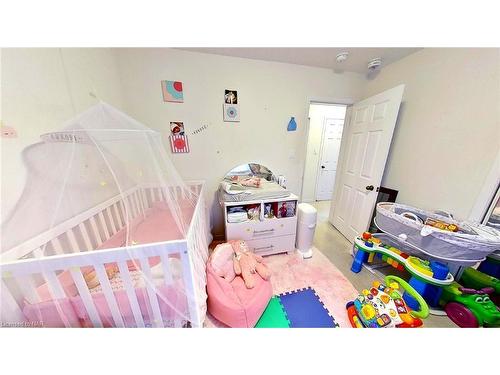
229,240,271,289
83,265,119,289
230,175,262,188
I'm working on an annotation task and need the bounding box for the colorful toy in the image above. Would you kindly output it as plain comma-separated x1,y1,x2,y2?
352,232,500,327
351,232,454,287
459,266,500,295
424,217,459,232
439,283,500,328
346,275,429,328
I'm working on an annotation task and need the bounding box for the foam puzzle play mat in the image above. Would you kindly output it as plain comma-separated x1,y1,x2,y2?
256,287,339,328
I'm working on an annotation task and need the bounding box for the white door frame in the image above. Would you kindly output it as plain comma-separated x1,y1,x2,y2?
314,116,345,201
300,97,355,202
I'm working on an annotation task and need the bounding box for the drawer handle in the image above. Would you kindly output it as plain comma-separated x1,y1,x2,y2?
253,245,274,251
253,229,275,235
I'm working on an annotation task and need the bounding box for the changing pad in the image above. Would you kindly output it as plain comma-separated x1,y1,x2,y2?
219,179,290,203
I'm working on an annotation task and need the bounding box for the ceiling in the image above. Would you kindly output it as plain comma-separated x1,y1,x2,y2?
179,48,421,74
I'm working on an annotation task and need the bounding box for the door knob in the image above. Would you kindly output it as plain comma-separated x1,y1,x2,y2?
366,185,374,191
321,165,325,169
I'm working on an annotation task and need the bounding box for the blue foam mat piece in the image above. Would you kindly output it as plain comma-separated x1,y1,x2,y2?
278,287,338,328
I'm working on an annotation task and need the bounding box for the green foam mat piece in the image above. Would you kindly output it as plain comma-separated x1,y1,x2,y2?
255,297,290,328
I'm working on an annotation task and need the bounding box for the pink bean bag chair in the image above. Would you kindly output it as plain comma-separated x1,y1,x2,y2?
206,242,272,328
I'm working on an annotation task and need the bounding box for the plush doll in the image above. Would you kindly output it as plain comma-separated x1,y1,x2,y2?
230,175,262,188
240,176,261,188
83,265,119,289
229,240,271,289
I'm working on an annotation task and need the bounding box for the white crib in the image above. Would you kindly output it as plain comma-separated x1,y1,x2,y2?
0,181,210,328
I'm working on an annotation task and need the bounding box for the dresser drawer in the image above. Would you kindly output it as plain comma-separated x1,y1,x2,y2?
226,216,297,241
245,235,296,257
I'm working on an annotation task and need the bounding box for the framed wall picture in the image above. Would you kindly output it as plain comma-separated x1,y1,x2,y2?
224,89,238,104
161,80,184,103
170,134,190,153
223,104,240,122
170,121,185,136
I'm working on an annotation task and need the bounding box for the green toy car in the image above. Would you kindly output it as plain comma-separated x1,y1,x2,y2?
439,281,500,328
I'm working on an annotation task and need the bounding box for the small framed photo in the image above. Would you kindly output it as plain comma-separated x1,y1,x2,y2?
224,90,238,104
170,121,185,136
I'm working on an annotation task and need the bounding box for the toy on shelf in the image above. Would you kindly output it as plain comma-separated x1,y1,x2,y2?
272,201,296,218
351,232,500,328
346,275,429,328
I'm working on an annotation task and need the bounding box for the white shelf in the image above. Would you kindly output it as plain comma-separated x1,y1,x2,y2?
223,195,298,256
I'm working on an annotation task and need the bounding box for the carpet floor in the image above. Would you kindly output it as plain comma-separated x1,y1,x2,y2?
205,248,359,328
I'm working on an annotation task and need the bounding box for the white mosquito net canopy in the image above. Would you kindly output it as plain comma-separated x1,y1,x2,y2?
2,102,195,251
1,102,209,328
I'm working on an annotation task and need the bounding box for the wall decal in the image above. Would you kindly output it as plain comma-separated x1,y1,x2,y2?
170,134,190,153
224,89,238,104
161,80,184,103
192,124,209,135
1,123,17,138
223,104,240,122
287,117,297,131
170,121,185,136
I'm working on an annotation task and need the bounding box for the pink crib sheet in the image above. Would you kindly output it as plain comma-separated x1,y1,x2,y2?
23,281,188,327
22,200,194,327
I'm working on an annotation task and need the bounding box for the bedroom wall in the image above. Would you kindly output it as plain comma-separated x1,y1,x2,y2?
0,48,125,222
115,48,366,237
363,48,500,220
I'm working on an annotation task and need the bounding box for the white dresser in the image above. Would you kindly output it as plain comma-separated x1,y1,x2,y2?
223,194,298,257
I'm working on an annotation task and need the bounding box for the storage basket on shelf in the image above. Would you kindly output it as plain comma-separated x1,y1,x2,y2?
375,202,500,266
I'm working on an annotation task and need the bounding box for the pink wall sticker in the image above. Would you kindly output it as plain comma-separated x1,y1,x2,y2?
1,124,18,138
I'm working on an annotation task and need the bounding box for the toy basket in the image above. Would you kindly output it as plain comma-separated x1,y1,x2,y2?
375,202,500,264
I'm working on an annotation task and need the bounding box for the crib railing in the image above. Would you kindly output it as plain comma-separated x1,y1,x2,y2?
2,182,202,262
1,181,208,328
183,181,210,327
1,240,190,328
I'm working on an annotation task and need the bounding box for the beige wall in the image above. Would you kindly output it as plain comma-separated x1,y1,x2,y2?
1,48,125,218
3,47,498,240
363,48,500,219
115,48,366,236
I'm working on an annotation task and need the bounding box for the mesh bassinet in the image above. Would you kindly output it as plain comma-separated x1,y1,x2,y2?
375,202,500,265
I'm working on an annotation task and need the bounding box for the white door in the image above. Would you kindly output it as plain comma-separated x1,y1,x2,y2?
329,85,404,242
316,118,344,200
